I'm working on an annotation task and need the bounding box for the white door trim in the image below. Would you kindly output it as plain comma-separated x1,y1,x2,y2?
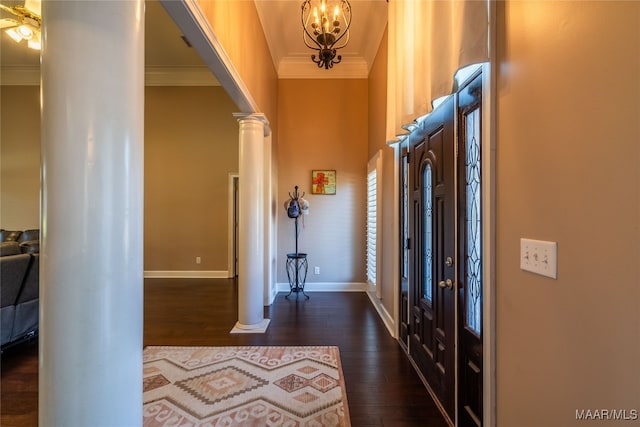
482,53,497,427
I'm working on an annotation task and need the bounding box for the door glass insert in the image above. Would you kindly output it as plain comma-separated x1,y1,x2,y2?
402,154,409,278
465,107,482,335
423,163,433,303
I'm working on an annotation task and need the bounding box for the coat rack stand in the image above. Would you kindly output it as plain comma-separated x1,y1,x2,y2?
285,186,309,299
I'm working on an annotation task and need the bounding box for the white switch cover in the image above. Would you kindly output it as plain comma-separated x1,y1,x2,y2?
520,238,557,279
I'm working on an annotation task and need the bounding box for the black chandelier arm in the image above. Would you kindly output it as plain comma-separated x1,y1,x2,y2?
301,28,323,51
328,3,352,49
301,0,351,69
311,55,325,68
302,31,323,51
329,31,350,52
311,56,333,69
301,0,351,50
301,1,323,50
311,53,341,69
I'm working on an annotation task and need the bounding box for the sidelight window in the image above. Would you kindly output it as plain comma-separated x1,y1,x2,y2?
423,163,433,303
402,154,409,279
465,107,482,335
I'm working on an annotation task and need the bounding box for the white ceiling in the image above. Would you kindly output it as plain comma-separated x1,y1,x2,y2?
0,0,387,82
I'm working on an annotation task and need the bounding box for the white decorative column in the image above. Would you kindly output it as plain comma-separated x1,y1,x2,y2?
231,114,270,333
39,1,144,426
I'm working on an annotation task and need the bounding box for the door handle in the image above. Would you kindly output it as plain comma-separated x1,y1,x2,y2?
438,279,453,289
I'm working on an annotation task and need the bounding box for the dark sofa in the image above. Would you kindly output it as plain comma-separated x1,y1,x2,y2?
1,229,40,348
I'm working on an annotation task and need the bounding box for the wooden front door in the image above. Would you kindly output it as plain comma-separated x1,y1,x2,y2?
408,95,456,421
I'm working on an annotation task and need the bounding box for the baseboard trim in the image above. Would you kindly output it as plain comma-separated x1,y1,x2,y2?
267,286,278,306
276,282,367,293
144,270,230,279
366,289,396,338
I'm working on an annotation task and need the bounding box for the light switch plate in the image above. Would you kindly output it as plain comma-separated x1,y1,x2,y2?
520,238,557,279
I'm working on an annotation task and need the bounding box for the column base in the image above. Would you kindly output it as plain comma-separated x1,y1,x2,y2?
230,319,270,334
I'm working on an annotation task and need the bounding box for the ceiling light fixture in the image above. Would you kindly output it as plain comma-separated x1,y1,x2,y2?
301,0,351,70
0,0,41,50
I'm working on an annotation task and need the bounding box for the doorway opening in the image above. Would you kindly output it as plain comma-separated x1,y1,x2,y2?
228,174,239,277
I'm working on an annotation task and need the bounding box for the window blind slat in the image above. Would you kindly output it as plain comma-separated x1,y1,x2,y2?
366,169,377,285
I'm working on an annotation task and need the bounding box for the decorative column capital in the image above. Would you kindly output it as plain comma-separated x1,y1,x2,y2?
233,113,271,137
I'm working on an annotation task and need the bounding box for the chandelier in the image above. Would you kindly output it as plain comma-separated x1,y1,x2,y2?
0,0,41,50
301,0,351,70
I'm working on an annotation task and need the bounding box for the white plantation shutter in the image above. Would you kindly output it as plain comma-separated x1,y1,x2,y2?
367,169,377,285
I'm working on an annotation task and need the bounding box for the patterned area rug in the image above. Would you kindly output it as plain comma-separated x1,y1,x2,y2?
143,346,351,427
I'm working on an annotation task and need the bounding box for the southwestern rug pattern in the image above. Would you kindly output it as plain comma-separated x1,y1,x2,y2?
143,346,351,427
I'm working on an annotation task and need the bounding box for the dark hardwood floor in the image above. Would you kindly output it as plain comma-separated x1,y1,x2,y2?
1,278,449,427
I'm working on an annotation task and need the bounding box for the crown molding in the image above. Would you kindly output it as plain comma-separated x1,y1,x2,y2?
1,59,370,85
1,59,370,84
278,57,369,79
145,66,219,86
0,66,40,85
0,65,220,86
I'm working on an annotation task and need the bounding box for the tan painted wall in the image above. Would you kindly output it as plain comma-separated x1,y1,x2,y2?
144,86,238,272
0,86,41,230
1,85,238,273
195,0,279,285
496,2,640,425
277,79,368,284
195,0,278,127
368,28,396,310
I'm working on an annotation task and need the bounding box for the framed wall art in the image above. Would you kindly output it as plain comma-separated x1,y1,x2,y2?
311,170,336,195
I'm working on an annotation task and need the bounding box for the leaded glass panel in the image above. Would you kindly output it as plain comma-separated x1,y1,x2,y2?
423,163,433,303
402,155,409,279
466,107,482,335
